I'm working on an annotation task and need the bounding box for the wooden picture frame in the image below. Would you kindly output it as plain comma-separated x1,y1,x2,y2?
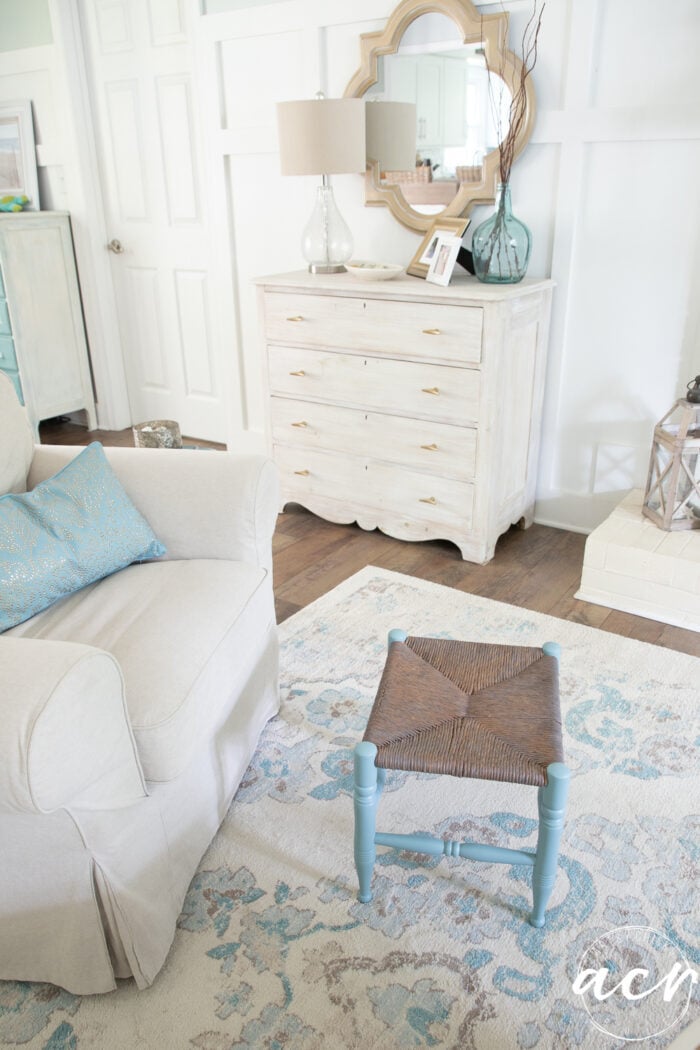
0,100,40,209
406,216,470,278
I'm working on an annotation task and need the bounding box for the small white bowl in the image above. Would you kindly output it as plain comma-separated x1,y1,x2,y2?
345,261,404,281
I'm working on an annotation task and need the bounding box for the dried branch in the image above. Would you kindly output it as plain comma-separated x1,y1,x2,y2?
484,1,544,185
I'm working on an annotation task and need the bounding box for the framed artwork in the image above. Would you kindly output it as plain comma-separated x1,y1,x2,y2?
425,233,462,287
406,216,470,278
0,100,40,209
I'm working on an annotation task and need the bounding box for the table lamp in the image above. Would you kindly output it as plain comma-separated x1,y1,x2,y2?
365,100,417,174
277,95,366,273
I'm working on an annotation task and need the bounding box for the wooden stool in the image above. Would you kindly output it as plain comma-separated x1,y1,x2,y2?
353,630,570,928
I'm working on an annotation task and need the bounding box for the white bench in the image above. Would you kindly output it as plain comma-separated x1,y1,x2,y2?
575,489,700,631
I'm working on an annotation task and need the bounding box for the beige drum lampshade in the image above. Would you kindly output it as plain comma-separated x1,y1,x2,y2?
365,101,417,171
277,98,366,176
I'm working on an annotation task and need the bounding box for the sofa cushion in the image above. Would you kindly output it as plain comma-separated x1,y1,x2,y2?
0,442,165,631
8,559,275,782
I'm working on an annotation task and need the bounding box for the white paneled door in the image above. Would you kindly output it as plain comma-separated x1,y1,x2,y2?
79,0,228,443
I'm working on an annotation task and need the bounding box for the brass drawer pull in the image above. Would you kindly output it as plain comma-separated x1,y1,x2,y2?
422,386,440,395
419,496,437,505
294,469,310,476
287,315,304,322
421,443,439,451
422,328,441,335
291,420,308,428
289,370,306,377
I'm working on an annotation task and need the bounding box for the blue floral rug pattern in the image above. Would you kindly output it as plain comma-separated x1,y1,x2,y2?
1,568,698,1049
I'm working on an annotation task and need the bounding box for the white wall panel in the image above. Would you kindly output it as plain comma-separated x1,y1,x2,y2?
593,0,700,109
325,18,386,97
220,30,306,133
556,137,699,502
228,155,301,429
516,0,569,110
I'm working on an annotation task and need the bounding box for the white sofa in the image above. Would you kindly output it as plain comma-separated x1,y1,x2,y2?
0,374,280,994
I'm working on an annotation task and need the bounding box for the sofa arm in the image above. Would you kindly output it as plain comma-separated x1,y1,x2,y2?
0,638,147,814
28,446,279,571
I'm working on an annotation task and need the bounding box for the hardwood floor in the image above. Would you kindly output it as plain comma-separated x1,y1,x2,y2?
39,419,700,657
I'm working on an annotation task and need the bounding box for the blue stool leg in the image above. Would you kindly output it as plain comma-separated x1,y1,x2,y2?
354,741,379,903
542,640,561,662
530,762,570,927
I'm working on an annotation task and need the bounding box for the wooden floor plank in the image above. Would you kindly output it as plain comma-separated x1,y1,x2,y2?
275,525,400,609
273,522,356,588
274,596,301,623
546,590,615,631
37,421,700,656
657,623,699,651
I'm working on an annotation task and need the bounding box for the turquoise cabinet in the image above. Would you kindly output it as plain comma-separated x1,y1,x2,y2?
0,295,11,334
0,266,23,405
0,213,96,432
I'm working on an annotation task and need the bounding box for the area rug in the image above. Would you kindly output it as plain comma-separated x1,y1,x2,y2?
2,566,698,1049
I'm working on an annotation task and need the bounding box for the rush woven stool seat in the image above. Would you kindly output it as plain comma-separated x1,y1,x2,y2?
353,630,570,928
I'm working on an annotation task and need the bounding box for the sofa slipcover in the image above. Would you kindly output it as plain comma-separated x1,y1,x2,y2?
0,373,280,993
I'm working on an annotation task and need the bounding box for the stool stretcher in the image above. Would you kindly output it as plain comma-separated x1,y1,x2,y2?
374,832,536,866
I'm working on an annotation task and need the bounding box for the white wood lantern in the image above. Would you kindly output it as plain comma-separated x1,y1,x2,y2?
643,377,700,531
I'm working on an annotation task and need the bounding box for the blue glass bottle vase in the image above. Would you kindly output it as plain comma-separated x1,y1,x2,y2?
472,183,531,284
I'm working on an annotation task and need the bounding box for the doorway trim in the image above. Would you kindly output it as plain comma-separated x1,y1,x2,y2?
48,0,132,431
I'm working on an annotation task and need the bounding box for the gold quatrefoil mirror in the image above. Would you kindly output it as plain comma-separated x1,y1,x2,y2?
343,0,536,233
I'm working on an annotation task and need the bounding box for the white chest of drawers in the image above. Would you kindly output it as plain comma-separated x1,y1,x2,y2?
255,270,553,563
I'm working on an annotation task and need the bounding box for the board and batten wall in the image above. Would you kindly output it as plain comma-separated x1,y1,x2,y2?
197,0,700,533
1,0,698,532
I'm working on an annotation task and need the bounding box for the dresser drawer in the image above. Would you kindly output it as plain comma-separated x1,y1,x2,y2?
0,334,17,370
264,291,482,365
368,459,474,530
0,298,10,336
268,346,480,425
271,397,476,480
274,445,474,531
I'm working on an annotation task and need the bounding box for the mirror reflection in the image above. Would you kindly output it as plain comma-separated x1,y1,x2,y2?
363,13,511,215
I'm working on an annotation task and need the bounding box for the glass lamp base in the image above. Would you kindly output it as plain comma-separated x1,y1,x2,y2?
302,183,353,275
308,262,346,274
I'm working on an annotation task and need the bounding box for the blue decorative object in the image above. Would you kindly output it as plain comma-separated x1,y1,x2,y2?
0,194,29,212
471,183,532,284
0,441,165,631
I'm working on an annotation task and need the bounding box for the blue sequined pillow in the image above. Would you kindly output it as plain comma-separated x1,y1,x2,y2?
0,442,166,631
